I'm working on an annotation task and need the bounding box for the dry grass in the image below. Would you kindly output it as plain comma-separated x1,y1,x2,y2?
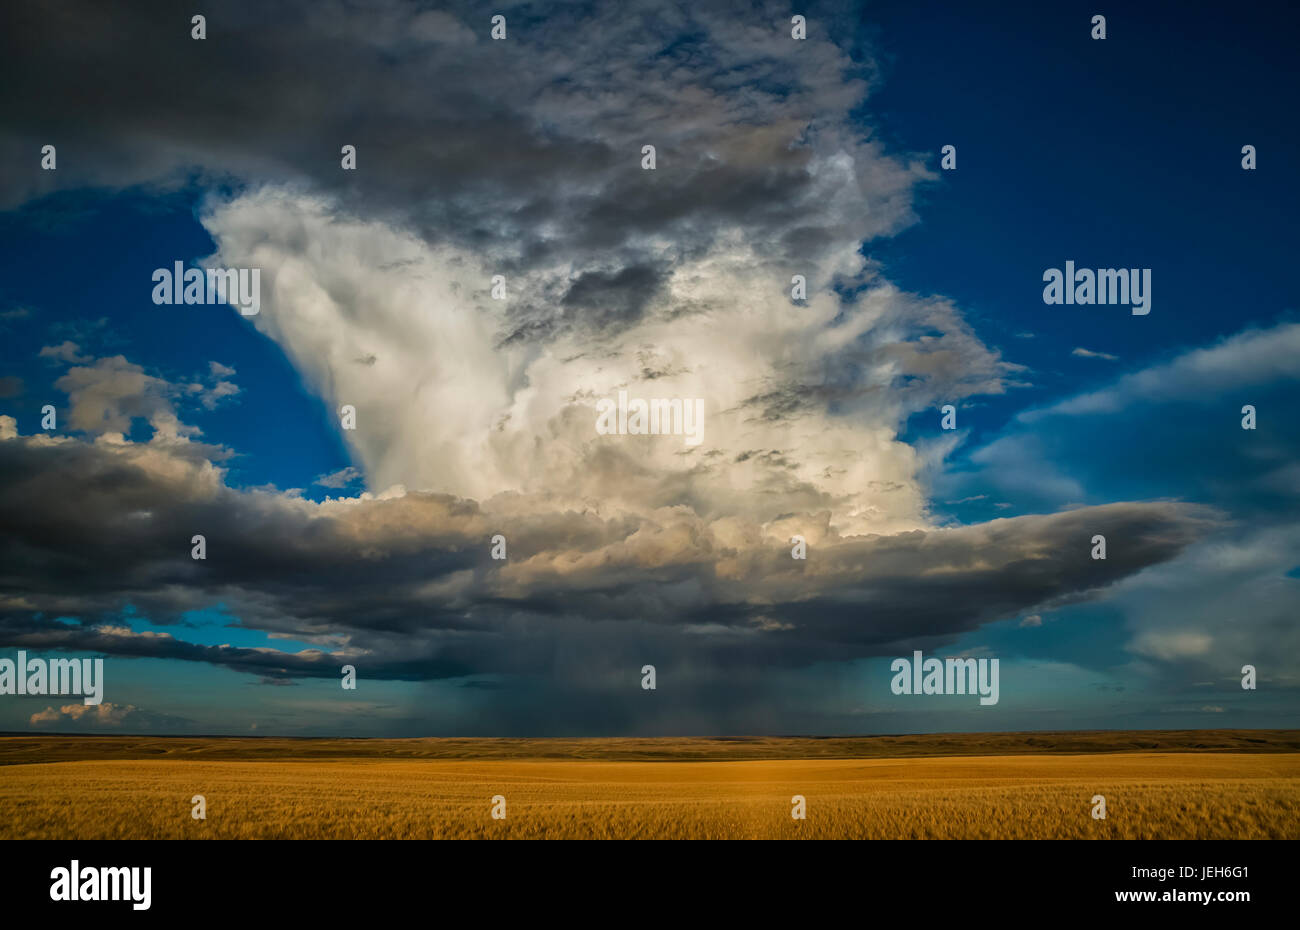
3,751,1297,839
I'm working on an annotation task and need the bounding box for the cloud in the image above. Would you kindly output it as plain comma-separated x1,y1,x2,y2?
1131,630,1213,660
29,701,190,730
52,355,199,441
0,0,925,268
315,466,363,489
0,410,1217,691
39,341,92,364
203,191,1014,538
2,0,1014,536
1029,322,1300,422
0,1,1040,729
27,351,239,453
1071,347,1118,361
940,320,1300,688
0,0,1012,544
1,0,1284,732
952,320,1300,516
200,380,240,410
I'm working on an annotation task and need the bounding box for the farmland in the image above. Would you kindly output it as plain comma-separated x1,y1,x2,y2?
2,730,1296,839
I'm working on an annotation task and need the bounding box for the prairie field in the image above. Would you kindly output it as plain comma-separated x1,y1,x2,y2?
2,731,1297,839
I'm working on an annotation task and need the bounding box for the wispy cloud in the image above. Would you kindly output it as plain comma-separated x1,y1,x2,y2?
1071,346,1119,361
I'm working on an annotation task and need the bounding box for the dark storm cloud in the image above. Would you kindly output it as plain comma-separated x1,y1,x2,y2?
0,424,1218,684
0,0,918,337
562,264,669,334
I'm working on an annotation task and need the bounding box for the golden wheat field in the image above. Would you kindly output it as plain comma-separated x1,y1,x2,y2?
2,731,1298,839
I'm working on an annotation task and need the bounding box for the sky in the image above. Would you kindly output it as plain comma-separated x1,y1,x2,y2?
0,0,1296,737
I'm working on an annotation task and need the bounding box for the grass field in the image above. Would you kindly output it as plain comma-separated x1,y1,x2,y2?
3,730,1298,839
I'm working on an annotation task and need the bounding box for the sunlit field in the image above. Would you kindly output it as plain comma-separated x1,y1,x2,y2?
3,731,1297,839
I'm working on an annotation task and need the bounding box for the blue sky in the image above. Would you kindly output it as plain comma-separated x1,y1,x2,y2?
0,194,354,494
0,0,1296,736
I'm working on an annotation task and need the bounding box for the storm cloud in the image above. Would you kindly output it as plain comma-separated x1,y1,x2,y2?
0,0,1260,733
0,411,1217,685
